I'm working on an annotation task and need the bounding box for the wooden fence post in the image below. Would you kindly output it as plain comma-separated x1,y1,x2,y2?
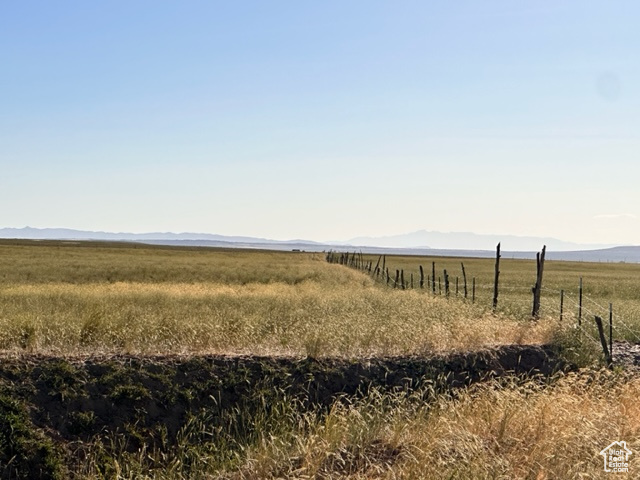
594,316,612,366
419,265,424,289
432,262,436,294
386,268,390,286
373,255,381,277
400,270,406,290
455,277,459,296
578,277,583,326
394,270,400,289
560,290,564,322
444,270,450,297
438,277,442,295
410,273,414,289
531,245,546,319
493,243,501,311
472,277,476,303
461,262,468,298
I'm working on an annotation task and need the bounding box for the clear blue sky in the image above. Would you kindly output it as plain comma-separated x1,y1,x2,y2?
2,1,639,244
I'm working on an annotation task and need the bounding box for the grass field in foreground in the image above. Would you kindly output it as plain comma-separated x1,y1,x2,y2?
217,371,640,479
0,240,639,356
2,240,640,479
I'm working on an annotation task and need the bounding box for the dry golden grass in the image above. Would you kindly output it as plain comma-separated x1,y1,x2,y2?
0,280,558,356
230,371,640,479
3,241,638,479
0,240,568,357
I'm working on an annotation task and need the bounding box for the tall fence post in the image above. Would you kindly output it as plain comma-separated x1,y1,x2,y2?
432,262,436,294
493,243,501,311
461,262,468,299
401,270,406,290
419,265,424,289
472,277,476,303
444,270,450,297
531,245,546,319
578,277,583,326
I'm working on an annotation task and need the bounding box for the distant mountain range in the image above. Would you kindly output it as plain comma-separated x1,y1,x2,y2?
347,230,613,252
1,226,638,263
0,227,321,246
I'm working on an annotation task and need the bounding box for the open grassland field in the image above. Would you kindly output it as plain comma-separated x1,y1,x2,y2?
1,240,640,479
1,240,640,357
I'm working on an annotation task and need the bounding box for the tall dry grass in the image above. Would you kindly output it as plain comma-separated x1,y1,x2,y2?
0,280,558,356
0,240,617,356
75,372,640,479
227,371,640,479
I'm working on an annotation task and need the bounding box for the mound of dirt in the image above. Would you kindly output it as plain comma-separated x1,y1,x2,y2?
0,345,572,479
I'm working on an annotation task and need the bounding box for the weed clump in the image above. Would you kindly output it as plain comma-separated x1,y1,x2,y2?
0,392,65,479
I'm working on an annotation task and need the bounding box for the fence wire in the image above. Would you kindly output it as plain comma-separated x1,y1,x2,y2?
327,252,640,347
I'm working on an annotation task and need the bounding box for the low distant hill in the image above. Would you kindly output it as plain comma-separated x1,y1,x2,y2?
0,227,320,246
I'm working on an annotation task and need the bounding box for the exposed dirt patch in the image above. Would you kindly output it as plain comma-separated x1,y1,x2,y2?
612,341,640,370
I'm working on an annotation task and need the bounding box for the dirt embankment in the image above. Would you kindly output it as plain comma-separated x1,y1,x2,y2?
0,345,572,479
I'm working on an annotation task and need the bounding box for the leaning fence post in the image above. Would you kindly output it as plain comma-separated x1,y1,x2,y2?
461,262,468,298
594,316,612,367
373,255,381,277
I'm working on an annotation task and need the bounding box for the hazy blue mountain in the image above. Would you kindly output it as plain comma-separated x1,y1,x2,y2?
347,230,613,252
0,227,320,245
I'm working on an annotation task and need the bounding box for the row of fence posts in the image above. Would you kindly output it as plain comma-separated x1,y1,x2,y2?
325,244,619,367
326,250,477,301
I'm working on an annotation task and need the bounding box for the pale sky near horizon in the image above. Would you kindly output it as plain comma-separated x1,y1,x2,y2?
2,1,639,245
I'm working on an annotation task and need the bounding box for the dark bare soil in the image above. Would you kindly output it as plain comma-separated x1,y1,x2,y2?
0,345,573,479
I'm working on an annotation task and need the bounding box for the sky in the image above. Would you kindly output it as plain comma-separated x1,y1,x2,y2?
1,1,639,245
